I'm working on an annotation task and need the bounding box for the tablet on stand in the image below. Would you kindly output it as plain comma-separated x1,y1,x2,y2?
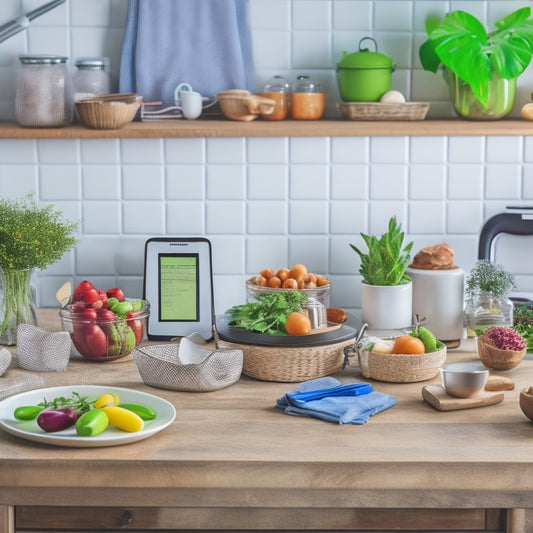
143,238,214,340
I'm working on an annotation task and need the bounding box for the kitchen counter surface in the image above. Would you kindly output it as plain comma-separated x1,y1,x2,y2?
1,309,533,532
2,119,533,138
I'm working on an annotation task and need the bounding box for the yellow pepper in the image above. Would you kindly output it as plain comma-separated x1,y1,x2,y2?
102,405,144,433
94,393,120,409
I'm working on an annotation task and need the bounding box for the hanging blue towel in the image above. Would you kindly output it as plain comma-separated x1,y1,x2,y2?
276,377,397,425
119,0,255,105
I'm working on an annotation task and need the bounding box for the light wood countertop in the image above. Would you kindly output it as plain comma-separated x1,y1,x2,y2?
2,119,533,138
1,309,533,531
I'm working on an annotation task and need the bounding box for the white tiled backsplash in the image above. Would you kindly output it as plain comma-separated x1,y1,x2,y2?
1,0,533,315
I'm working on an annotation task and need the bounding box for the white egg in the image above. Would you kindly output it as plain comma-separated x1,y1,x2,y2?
380,90,406,103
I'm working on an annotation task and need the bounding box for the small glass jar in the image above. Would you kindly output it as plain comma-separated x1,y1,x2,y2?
464,292,514,337
15,55,74,128
291,75,325,120
262,75,291,120
73,57,111,101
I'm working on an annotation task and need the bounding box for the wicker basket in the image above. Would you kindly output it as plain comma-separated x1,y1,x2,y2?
356,344,447,383
216,337,352,382
338,102,429,121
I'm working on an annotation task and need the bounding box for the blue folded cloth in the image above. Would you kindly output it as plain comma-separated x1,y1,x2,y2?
119,0,255,104
276,377,397,425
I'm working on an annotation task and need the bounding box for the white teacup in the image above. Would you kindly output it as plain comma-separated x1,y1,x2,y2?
174,83,202,120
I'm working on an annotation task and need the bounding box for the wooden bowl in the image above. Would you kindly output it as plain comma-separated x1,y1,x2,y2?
76,94,142,129
477,339,526,371
217,90,275,121
519,388,533,421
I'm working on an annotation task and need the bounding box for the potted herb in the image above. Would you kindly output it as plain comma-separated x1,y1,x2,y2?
0,193,78,345
419,7,533,119
349,216,413,330
464,259,516,337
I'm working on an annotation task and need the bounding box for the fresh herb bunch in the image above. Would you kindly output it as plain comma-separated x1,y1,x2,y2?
228,291,308,335
349,216,413,286
514,304,533,351
465,259,516,298
0,193,78,271
419,8,533,106
38,392,95,416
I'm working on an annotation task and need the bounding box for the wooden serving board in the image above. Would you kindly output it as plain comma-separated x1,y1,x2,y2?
306,322,342,335
422,385,504,411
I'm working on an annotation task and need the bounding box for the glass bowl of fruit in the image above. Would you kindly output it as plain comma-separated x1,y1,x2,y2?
59,281,150,361
246,264,331,306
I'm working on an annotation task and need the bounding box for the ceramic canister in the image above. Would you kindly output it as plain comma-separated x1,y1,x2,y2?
406,266,464,342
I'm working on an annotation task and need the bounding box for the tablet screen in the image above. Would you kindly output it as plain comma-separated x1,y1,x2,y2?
159,254,198,322
144,238,214,340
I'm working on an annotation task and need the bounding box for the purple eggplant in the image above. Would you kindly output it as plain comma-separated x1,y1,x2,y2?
37,407,78,432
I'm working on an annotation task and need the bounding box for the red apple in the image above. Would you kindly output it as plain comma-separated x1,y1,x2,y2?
106,287,125,302
73,280,95,303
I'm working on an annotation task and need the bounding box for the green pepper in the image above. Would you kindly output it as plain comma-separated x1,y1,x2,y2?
75,409,109,436
119,403,157,421
14,405,45,421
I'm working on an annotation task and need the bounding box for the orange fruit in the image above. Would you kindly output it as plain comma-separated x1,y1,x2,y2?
282,278,298,289
275,268,290,282
285,312,312,335
260,268,274,280
267,276,282,288
391,334,425,354
289,264,307,286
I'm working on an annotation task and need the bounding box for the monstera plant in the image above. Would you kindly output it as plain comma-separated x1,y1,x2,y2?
419,7,533,119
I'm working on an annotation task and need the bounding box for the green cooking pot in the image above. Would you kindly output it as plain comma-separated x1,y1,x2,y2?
336,37,395,102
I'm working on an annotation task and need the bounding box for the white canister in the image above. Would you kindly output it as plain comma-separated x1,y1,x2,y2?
361,281,413,331
406,267,464,342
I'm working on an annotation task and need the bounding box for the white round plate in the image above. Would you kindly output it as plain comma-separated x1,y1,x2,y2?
0,385,176,448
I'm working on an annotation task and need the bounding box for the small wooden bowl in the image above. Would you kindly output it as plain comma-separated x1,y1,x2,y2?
519,388,533,421
477,339,526,371
217,90,275,121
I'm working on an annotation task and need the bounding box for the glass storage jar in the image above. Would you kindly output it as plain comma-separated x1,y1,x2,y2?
262,75,291,120
290,75,325,120
15,55,74,128
73,57,111,101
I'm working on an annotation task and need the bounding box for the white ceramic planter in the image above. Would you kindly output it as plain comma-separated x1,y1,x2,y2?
361,281,412,330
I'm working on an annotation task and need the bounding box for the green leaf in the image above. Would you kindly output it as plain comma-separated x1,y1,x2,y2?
420,7,533,107
350,216,413,286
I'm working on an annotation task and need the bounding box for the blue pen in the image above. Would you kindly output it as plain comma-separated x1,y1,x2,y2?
287,382,373,403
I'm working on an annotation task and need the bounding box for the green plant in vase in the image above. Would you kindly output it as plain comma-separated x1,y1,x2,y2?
419,7,533,119
349,216,414,330
464,259,516,336
0,193,78,345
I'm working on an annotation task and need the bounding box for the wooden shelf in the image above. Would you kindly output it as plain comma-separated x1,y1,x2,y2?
1,118,533,139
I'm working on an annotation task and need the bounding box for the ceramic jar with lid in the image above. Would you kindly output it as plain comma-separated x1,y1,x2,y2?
262,75,291,120
15,55,75,127
73,57,111,101
336,37,395,102
291,75,325,120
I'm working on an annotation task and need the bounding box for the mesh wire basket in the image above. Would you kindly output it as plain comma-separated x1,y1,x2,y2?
16,324,71,372
132,343,243,392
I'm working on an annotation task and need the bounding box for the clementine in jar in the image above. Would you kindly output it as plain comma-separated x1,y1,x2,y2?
285,311,312,335
391,335,425,354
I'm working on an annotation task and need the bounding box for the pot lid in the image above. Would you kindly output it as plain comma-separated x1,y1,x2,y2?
337,37,393,69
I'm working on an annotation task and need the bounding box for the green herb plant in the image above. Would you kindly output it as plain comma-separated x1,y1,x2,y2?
465,259,516,298
228,291,307,335
514,304,533,351
38,392,95,416
0,193,78,342
419,7,533,106
349,216,413,286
